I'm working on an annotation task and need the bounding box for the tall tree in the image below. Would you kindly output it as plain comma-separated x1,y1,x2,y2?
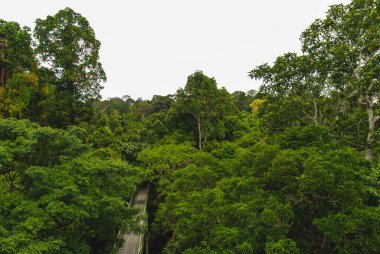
0,19,35,87
175,71,237,150
0,20,38,118
34,8,106,127
249,53,325,125
301,0,380,159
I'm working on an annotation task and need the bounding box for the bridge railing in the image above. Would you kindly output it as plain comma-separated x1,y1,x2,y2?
137,186,148,254
112,189,138,253
114,185,149,254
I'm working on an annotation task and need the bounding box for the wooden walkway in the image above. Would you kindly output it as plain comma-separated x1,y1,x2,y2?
117,187,148,254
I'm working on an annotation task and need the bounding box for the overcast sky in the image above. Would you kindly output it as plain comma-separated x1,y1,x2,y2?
2,0,351,100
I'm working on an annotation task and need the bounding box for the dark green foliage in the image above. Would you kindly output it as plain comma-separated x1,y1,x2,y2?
0,19,35,81
231,90,256,112
276,125,333,150
1,1,379,253
235,142,279,177
250,0,380,159
34,8,106,127
174,71,238,150
0,20,41,120
140,128,378,253
0,119,142,253
314,207,380,253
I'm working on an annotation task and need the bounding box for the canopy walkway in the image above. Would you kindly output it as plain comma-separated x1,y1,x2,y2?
116,186,148,254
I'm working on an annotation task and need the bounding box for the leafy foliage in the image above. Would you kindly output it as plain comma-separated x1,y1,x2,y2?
34,7,106,127
0,119,142,253
0,1,379,253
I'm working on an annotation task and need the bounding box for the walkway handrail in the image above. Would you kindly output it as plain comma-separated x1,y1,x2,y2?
115,185,149,254
113,190,137,252
137,185,148,254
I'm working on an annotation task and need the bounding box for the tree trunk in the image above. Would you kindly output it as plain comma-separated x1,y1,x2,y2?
66,81,76,126
0,40,8,86
197,116,202,150
70,103,76,126
0,67,6,86
365,96,379,160
312,99,318,125
189,112,202,150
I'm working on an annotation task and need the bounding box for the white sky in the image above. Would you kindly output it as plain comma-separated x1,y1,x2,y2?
2,0,351,100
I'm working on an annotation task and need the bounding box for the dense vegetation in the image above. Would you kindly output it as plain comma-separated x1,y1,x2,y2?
0,0,379,253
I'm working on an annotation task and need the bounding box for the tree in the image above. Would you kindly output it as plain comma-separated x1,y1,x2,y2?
150,94,174,114
0,118,142,253
34,8,106,127
0,192,63,254
175,71,237,150
0,20,39,119
2,73,41,119
300,0,380,159
0,19,35,87
137,143,216,185
249,53,326,132
231,90,256,112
